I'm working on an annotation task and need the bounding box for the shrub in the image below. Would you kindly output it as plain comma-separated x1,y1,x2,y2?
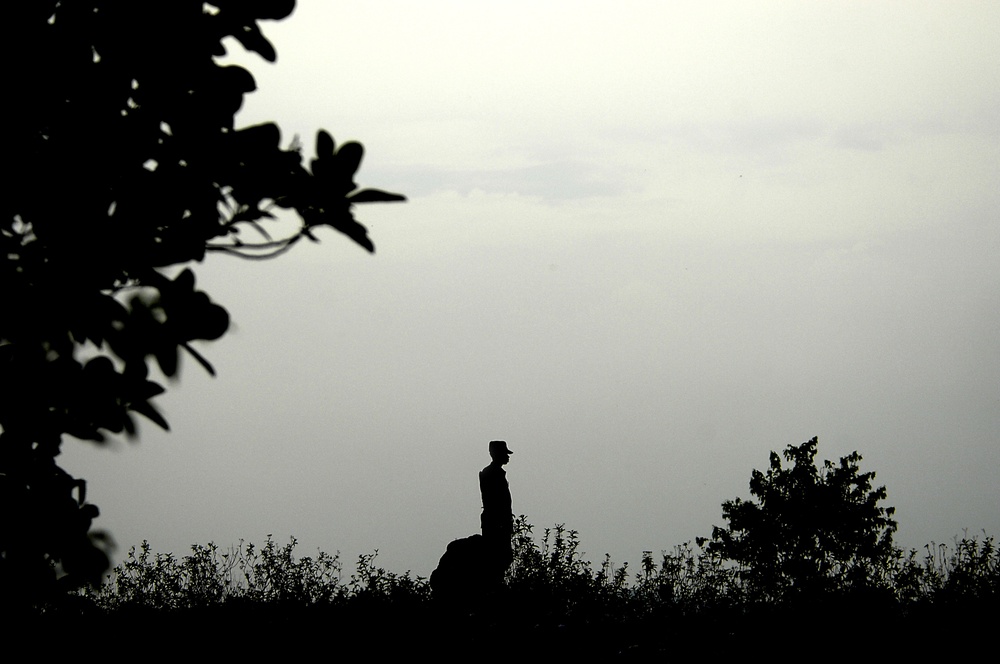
84,536,345,610
700,437,899,602
507,516,630,624
633,541,739,616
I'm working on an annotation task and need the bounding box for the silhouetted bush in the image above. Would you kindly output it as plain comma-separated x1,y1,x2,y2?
506,517,632,626
699,437,900,604
81,536,429,611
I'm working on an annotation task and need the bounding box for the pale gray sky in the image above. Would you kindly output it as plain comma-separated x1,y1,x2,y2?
63,1,999,577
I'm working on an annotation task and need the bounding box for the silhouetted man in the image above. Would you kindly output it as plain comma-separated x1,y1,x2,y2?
480,440,514,583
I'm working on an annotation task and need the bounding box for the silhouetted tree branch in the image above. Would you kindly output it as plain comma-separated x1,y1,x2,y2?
2,0,403,608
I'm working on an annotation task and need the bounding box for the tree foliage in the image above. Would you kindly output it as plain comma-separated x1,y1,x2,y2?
2,0,403,606
700,437,898,601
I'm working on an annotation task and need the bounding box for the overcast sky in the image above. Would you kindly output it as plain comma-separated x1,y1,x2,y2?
63,1,999,577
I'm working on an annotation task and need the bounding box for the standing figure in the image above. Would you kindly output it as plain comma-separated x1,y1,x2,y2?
479,440,514,583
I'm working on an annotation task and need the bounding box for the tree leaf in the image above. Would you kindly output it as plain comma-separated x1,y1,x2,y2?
348,189,407,204
130,400,170,432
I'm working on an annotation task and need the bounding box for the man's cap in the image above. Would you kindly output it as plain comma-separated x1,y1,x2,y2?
489,440,513,455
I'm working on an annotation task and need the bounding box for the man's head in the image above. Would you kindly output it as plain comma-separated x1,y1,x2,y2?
489,440,513,464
